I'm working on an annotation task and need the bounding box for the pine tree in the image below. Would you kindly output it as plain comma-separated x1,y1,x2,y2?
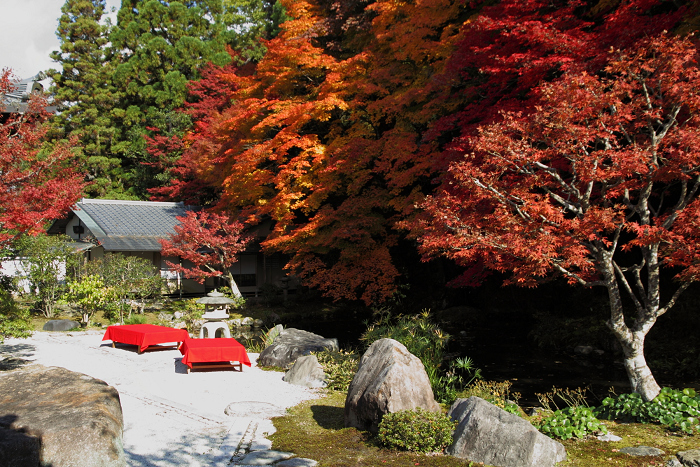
108,0,234,198
223,0,290,63
48,0,123,198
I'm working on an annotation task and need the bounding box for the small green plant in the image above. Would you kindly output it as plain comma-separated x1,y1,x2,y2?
536,386,591,412
177,298,204,333
123,314,147,325
219,286,247,309
459,380,521,414
377,408,456,453
596,387,700,434
314,349,359,392
534,406,608,440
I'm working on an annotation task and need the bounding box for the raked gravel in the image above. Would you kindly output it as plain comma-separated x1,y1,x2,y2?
0,330,322,466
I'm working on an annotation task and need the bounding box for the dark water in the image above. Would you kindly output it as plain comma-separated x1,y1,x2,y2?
277,302,697,409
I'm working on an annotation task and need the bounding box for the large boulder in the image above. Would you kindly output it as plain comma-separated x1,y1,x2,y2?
283,355,327,388
257,328,338,368
0,364,126,467
344,338,440,433
447,397,566,467
42,319,80,331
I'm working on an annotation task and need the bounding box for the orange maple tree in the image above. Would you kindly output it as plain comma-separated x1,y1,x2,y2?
157,0,690,306
414,34,700,400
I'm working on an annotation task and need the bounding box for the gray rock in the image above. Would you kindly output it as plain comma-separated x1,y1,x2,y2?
276,458,319,467
620,446,664,456
42,319,80,331
283,355,327,388
238,450,294,465
0,364,126,467
667,457,683,467
574,345,593,356
678,449,700,466
257,328,338,369
597,433,622,442
447,396,566,467
344,338,440,434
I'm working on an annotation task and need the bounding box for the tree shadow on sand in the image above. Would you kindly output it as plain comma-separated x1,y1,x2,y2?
0,343,36,371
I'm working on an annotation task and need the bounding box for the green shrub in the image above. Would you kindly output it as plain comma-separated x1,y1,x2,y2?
534,406,608,440
314,349,359,392
377,408,456,453
175,298,204,333
124,314,147,325
596,387,700,434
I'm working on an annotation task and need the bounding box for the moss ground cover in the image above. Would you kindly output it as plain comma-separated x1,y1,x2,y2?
270,390,699,467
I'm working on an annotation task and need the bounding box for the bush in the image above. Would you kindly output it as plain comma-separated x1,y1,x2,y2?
124,314,147,325
534,406,608,440
459,380,521,415
595,387,700,434
314,349,359,392
0,287,31,343
377,408,456,453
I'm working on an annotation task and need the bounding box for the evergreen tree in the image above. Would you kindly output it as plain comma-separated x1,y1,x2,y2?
109,0,234,198
48,0,124,198
223,0,290,63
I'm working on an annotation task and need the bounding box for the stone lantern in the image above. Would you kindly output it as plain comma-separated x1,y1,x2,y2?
196,290,234,338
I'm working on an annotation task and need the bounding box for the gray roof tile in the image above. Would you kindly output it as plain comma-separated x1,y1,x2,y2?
73,199,195,252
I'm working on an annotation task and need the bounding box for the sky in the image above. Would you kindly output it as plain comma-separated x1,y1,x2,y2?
0,0,120,80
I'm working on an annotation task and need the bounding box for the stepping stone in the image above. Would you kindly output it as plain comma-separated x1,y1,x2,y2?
238,450,294,465
597,433,622,442
277,458,318,467
224,401,286,418
249,439,273,451
620,446,664,456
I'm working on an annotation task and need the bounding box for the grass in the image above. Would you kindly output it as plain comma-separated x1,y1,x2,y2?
270,391,699,467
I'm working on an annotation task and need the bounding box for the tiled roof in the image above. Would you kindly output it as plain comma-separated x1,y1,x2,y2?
73,199,195,252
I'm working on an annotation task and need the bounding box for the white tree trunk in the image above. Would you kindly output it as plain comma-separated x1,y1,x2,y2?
619,332,661,401
225,272,242,297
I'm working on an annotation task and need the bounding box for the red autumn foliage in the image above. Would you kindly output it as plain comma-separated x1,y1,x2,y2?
157,0,689,305
159,210,253,296
0,69,85,248
415,34,700,400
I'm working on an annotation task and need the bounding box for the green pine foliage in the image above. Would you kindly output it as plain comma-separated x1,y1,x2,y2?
48,0,124,198
49,0,288,199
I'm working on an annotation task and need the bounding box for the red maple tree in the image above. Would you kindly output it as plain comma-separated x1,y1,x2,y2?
414,34,700,400
0,69,85,248
154,0,689,306
159,210,253,296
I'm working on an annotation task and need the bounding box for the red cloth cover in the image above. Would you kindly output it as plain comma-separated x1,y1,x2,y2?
102,324,189,352
179,338,252,369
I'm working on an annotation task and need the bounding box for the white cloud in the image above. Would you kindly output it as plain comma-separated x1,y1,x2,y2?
0,0,120,79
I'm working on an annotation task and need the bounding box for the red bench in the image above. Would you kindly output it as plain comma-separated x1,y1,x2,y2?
179,337,252,373
102,324,189,353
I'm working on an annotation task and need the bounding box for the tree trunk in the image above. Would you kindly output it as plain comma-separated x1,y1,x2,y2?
603,256,661,401
618,331,661,401
225,272,242,297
